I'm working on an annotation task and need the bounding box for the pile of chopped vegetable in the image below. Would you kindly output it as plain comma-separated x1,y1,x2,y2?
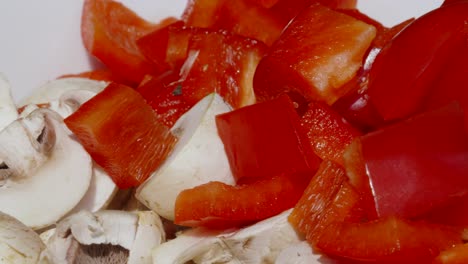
0,0,467,263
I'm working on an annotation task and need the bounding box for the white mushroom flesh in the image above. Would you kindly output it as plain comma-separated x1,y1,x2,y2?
67,165,117,215
152,209,302,264
0,211,46,264
19,77,107,107
137,93,235,220
0,109,92,229
128,211,166,264
275,241,327,264
43,210,165,264
19,84,118,214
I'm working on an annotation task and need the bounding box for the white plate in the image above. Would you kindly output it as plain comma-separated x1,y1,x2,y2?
0,0,443,102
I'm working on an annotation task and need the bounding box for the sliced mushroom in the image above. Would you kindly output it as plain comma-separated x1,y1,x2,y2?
275,241,326,264
43,210,165,264
0,211,47,264
19,77,107,107
152,228,232,264
152,209,302,264
137,93,235,220
0,109,92,229
67,165,118,215
20,86,118,214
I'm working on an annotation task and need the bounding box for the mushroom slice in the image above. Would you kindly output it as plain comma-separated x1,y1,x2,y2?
152,209,302,264
152,228,234,264
137,93,235,220
0,73,18,131
0,109,92,229
18,77,107,107
43,210,165,264
67,165,117,215
21,89,118,214
275,241,326,264
0,211,47,264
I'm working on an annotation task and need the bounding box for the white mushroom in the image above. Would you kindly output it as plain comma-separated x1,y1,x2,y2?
152,209,302,264
0,211,47,264
0,109,92,229
152,227,234,264
66,165,117,216
18,77,107,107
43,210,165,264
137,93,235,220
19,82,118,214
275,241,328,264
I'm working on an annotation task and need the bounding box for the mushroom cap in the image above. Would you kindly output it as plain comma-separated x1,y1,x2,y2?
19,77,107,107
0,211,46,264
137,93,235,220
0,109,92,229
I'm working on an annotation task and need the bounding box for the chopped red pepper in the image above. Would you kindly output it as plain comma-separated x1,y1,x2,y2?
317,216,462,263
81,0,175,84
253,4,376,105
361,103,468,218
300,101,361,166
174,170,314,229
216,95,320,183
65,83,177,189
289,160,362,244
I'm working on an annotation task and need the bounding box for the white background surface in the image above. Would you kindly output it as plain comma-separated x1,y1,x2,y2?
0,0,443,102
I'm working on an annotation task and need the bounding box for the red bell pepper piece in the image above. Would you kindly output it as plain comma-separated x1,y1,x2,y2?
424,39,468,124
289,160,363,244
253,4,376,106
361,103,468,218
136,72,193,128
138,28,266,127
136,20,187,73
367,2,468,121
65,83,177,189
434,243,468,264
331,19,414,132
81,0,175,84
300,101,361,166
174,170,314,229
182,0,285,46
216,95,320,183
317,216,462,263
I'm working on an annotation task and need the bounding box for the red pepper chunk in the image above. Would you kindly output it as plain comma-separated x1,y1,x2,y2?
317,216,462,263
216,95,320,183
361,103,468,219
65,83,177,189
253,4,376,106
81,0,175,84
300,101,361,167
174,170,314,229
289,160,363,244
434,243,468,264
367,2,468,121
